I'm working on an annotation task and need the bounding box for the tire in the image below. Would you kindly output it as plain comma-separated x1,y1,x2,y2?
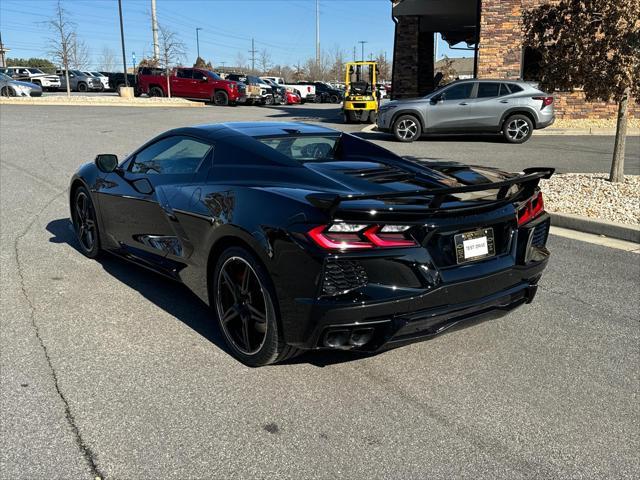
264,95,274,105
71,186,101,258
214,90,229,106
329,94,340,104
503,114,533,144
393,114,422,142
211,246,300,367
77,82,88,92
32,80,42,88
1,86,15,97
368,110,377,124
148,86,164,97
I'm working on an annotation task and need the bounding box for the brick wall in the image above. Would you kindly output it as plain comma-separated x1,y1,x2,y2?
392,16,434,99
478,0,637,119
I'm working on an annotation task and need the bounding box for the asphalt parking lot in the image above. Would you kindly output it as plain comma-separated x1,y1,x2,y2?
1,103,639,479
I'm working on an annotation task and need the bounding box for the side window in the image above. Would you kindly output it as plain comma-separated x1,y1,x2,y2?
507,83,523,93
443,83,473,101
131,136,212,175
177,69,193,79
193,70,207,81
476,82,501,98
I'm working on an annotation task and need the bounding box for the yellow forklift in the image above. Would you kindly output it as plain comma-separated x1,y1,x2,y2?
342,61,379,124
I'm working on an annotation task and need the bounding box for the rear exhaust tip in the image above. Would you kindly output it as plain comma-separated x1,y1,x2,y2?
323,329,350,348
349,328,374,347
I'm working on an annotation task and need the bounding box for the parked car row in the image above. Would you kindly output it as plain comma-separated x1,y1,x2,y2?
0,64,348,108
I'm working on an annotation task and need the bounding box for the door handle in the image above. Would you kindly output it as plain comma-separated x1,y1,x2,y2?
459,102,468,105
500,100,509,103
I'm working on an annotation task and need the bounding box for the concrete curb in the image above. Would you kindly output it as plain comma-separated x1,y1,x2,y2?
550,212,640,243
536,128,640,136
0,98,205,108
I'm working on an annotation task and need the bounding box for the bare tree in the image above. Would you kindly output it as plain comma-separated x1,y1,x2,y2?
158,24,185,98
258,48,272,75
46,0,74,96
69,33,90,70
99,46,116,72
329,46,345,82
235,52,247,71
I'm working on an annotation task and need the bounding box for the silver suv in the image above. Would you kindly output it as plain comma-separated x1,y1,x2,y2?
377,79,555,144
56,69,103,92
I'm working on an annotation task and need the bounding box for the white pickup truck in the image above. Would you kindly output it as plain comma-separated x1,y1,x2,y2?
0,66,61,91
262,76,316,104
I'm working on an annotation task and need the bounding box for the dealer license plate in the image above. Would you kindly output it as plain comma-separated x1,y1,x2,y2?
454,228,496,264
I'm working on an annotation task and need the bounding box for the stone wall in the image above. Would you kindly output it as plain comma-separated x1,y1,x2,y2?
478,0,637,119
392,16,434,99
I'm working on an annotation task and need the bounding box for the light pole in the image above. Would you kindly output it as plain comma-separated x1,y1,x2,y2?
117,0,128,87
196,27,202,60
358,40,368,62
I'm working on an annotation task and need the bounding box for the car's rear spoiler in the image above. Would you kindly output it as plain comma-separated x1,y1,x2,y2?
306,167,554,216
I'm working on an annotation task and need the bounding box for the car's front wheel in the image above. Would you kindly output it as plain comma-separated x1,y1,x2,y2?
213,90,229,106
71,186,100,258
0,86,15,97
212,246,299,367
77,82,88,92
503,114,533,144
393,114,422,142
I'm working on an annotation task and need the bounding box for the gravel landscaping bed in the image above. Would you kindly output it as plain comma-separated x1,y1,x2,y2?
552,118,640,130
540,173,640,225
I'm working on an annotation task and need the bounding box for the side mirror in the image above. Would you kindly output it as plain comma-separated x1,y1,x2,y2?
95,154,119,173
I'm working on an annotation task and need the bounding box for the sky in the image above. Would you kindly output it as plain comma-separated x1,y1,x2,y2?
0,0,470,70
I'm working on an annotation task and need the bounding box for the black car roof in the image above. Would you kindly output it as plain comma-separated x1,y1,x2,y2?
165,122,338,142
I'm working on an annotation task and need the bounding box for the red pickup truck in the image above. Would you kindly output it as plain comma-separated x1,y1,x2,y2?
137,67,245,105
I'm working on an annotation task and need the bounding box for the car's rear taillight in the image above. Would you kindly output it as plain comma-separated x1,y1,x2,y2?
517,191,545,226
307,86,312,93
532,96,553,108
308,224,417,251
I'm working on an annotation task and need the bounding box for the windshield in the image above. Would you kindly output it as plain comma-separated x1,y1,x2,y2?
71,70,84,76
90,72,102,77
28,68,44,74
257,134,340,162
206,71,222,80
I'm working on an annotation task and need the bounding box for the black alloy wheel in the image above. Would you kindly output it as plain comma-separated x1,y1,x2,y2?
1,86,16,97
214,90,229,106
329,94,340,104
212,247,299,366
149,86,164,97
77,82,88,92
72,187,100,258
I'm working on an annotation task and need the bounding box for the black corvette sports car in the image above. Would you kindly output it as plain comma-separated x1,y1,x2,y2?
70,122,553,366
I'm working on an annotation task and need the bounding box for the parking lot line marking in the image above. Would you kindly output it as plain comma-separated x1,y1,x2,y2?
550,226,640,252
361,124,377,133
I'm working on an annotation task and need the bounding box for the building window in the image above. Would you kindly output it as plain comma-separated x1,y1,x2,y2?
521,46,543,81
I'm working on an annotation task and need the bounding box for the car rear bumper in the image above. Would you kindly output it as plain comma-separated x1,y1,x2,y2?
288,256,547,351
536,115,555,129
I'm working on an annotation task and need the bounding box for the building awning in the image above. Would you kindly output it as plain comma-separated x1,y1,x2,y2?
392,0,478,45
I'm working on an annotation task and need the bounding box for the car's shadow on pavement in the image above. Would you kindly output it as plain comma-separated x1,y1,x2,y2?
260,104,343,124
354,130,506,143
46,218,377,368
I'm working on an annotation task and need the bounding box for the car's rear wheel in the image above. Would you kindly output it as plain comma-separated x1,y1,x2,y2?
503,114,533,144
71,186,100,258
214,90,229,106
393,114,421,142
77,82,88,92
264,95,274,105
1,86,15,97
212,246,300,367
148,86,164,97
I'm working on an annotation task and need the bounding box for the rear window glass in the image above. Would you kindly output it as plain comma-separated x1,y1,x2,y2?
477,82,501,98
507,83,523,93
257,135,339,161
